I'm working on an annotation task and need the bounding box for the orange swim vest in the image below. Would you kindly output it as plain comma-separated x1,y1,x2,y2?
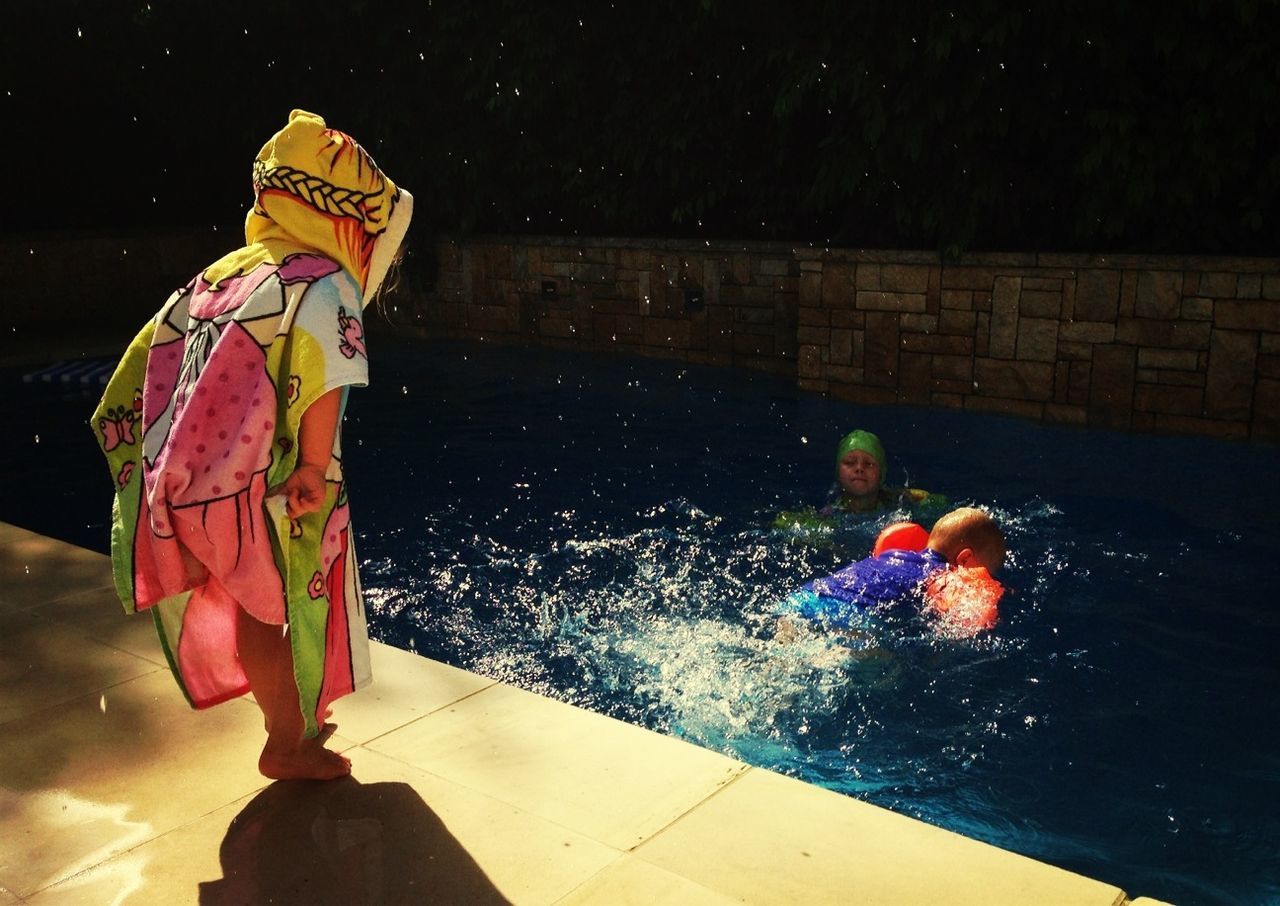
871,521,1003,632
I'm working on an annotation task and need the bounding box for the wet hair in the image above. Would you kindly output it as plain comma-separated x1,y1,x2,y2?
370,239,407,321
928,507,1006,572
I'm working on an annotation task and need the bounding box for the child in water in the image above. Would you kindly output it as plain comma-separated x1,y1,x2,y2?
91,110,412,780
774,429,947,531
775,507,1006,639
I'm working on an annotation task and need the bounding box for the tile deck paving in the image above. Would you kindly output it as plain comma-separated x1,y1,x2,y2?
0,523,1162,904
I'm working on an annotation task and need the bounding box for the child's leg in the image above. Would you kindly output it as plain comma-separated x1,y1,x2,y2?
235,605,350,780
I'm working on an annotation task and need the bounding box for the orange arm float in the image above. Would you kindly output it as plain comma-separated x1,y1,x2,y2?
925,567,1004,634
873,521,1003,633
872,521,930,557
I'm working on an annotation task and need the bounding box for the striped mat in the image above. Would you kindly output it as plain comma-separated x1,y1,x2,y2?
22,359,116,386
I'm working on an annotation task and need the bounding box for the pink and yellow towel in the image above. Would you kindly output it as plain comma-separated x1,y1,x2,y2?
92,111,412,735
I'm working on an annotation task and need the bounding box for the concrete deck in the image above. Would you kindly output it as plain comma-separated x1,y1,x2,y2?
0,521,1163,904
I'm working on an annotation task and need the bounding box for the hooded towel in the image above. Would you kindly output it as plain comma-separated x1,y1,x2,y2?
92,110,412,735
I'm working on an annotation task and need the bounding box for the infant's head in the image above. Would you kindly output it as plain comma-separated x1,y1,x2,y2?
928,507,1005,574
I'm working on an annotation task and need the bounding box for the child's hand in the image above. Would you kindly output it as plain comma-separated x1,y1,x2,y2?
272,464,328,518
773,615,808,644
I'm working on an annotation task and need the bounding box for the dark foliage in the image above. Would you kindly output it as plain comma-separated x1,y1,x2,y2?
5,0,1278,253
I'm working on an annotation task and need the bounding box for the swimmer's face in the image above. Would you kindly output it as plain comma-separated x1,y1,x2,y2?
837,450,882,498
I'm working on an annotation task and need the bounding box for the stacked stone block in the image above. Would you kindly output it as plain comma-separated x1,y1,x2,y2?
415,238,1280,441
422,238,798,375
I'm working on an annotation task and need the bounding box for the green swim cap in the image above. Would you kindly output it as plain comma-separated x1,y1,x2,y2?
835,429,886,473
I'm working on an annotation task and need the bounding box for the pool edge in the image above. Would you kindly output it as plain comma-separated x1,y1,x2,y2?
0,521,1163,904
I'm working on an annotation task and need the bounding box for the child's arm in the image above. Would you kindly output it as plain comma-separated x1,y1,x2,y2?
902,487,948,509
773,614,808,643
277,387,342,518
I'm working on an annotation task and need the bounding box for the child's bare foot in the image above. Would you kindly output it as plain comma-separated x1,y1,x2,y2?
259,738,351,781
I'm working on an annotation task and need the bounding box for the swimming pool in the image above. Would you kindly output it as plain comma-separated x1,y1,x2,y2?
11,337,1280,905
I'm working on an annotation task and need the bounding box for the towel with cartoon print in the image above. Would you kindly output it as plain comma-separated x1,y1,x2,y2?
92,110,412,736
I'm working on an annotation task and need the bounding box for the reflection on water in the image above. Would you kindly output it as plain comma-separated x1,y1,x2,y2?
348,341,1280,906
363,497,1046,797
7,339,1279,905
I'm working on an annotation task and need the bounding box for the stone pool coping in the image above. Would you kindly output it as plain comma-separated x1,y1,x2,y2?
0,521,1167,904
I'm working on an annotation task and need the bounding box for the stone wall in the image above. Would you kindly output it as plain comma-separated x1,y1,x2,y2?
1,228,230,365
409,237,1280,441
3,230,1275,441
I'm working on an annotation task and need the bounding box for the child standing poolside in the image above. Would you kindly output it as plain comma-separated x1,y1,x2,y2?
776,507,1006,638
91,110,412,781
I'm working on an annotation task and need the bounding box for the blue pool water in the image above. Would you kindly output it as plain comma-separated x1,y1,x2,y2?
9,338,1280,905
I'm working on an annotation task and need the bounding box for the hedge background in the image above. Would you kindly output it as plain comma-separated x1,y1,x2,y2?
6,1,1278,255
